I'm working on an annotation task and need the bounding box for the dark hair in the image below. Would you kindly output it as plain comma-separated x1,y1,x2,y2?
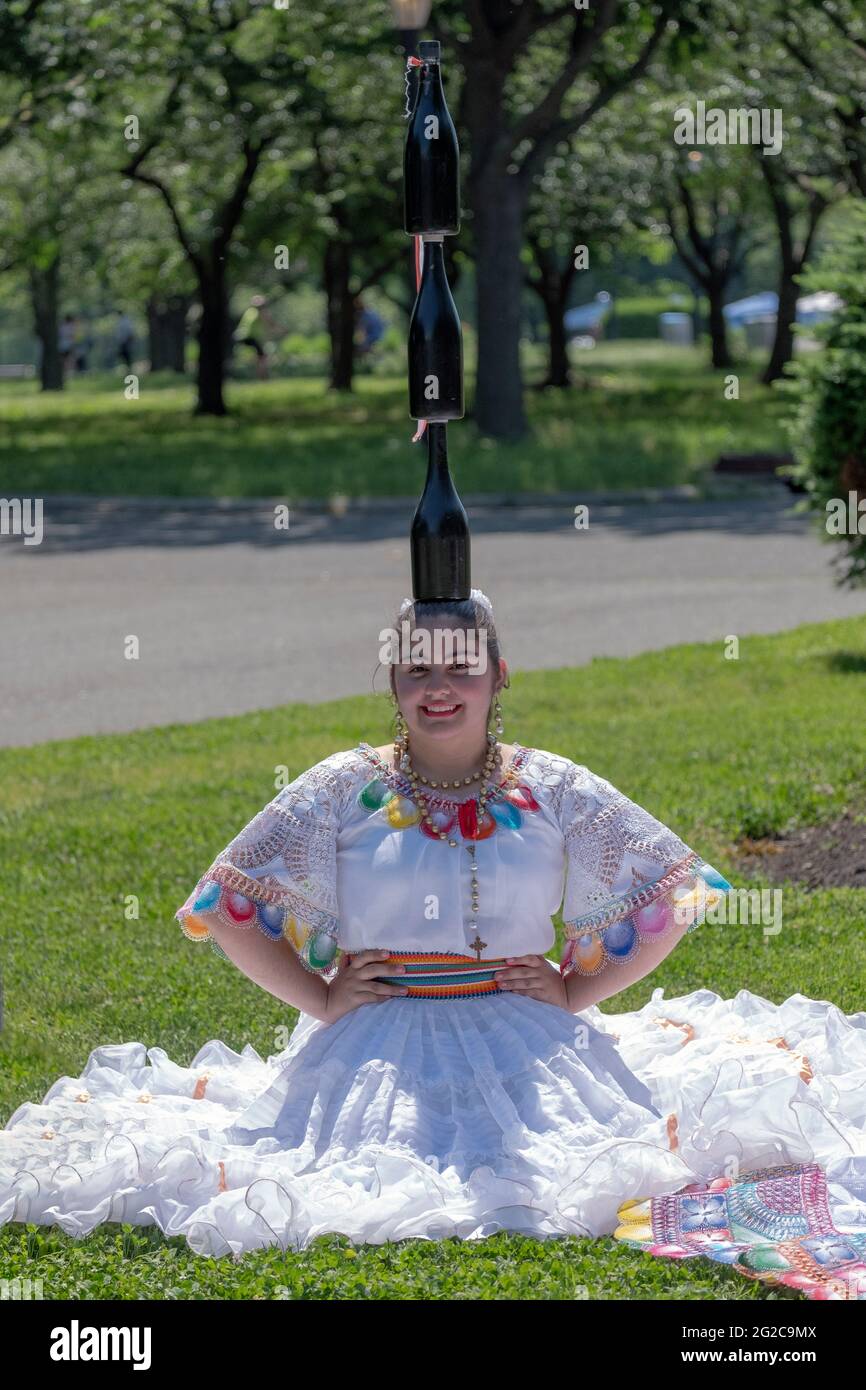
371,596,507,701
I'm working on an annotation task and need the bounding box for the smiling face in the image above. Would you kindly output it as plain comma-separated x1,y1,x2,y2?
391,613,507,755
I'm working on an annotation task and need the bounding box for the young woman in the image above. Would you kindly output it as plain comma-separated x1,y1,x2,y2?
2,591,865,1299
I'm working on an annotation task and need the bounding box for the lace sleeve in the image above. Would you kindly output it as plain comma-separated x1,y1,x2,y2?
175,753,353,980
554,760,732,979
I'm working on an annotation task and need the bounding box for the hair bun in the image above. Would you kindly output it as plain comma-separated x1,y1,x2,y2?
470,588,494,616
399,589,494,619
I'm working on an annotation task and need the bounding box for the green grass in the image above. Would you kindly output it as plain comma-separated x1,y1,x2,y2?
0,341,790,499
2,614,865,1299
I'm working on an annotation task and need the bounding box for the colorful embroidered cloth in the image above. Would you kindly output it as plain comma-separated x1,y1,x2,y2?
615,1162,866,1300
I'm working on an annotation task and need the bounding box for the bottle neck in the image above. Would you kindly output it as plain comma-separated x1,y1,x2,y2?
420,61,444,98
421,239,445,276
426,423,450,480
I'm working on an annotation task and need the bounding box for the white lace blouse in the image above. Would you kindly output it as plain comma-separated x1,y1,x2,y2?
176,742,731,981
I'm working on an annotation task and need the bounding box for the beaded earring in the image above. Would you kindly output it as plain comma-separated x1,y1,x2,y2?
390,691,409,758
489,695,504,736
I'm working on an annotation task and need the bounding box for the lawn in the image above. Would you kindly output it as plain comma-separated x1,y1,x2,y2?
1,615,864,1299
0,341,790,500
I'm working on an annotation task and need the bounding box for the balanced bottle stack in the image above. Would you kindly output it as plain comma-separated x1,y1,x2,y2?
404,38,470,603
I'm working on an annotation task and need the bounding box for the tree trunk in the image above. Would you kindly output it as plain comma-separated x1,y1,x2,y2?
541,292,570,387
706,281,732,369
757,156,828,386
147,293,191,373
196,269,229,416
471,170,529,439
323,238,355,391
29,256,63,391
762,267,799,385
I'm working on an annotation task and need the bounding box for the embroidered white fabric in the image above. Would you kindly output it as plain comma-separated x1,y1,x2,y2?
174,745,701,971
2,744,866,1282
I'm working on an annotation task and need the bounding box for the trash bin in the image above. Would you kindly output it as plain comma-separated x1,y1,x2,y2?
658,312,694,346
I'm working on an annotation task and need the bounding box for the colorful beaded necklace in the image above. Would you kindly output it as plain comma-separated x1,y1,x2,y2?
355,740,540,842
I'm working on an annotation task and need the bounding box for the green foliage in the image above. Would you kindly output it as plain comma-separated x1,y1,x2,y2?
782,202,866,586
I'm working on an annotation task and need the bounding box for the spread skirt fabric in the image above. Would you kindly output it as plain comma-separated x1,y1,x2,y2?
2,987,865,1299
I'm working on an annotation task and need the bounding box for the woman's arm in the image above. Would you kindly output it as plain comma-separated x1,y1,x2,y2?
194,909,331,1022
563,913,692,1014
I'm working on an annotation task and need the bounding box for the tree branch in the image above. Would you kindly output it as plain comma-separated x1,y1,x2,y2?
124,168,203,277
520,1,675,184
819,0,866,61
661,198,707,286
510,0,619,157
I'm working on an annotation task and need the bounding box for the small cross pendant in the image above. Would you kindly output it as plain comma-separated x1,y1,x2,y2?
469,933,487,961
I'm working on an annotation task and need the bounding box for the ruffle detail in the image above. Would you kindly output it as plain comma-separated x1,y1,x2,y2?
2,986,865,1293
0,998,684,1255
600,986,866,1299
561,859,733,978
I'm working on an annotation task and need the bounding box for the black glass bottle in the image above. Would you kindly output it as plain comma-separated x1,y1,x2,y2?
408,236,464,421
410,423,471,601
404,39,460,236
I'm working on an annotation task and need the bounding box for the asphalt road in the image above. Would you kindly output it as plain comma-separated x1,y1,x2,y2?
2,487,865,748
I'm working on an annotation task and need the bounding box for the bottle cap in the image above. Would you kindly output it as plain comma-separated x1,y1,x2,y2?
418,40,440,62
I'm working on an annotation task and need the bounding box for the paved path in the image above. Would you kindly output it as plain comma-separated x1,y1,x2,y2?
2,487,865,748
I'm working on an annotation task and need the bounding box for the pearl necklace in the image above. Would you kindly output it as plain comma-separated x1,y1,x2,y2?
399,731,499,788
399,731,502,950
409,763,486,787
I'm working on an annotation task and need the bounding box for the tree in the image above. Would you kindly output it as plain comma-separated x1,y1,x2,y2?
292,93,405,391
605,84,767,369
0,0,103,388
755,153,835,384
102,0,330,415
428,0,689,440
696,2,851,382
522,129,656,388
0,0,66,154
783,202,866,587
775,0,866,201
0,121,115,390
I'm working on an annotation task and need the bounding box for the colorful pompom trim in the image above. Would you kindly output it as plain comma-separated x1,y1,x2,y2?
176,878,339,977
560,858,733,978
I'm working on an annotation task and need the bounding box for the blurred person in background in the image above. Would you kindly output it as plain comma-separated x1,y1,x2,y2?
58,314,78,377
354,296,386,358
233,294,278,380
114,310,135,371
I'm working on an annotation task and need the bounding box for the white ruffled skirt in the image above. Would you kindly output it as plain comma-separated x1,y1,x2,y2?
2,987,866,1297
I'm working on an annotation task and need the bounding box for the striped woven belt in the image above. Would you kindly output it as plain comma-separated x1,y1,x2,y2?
342,951,508,999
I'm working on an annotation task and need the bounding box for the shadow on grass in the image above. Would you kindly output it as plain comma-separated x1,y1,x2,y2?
823,650,866,674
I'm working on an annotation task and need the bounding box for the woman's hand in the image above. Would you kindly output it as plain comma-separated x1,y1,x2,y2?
324,949,409,1024
494,954,570,1010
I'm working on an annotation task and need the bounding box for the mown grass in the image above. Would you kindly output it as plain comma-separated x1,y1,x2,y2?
0,341,790,500
1,615,864,1299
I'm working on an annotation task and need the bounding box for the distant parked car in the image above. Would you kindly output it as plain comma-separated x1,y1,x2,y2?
564,292,612,345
